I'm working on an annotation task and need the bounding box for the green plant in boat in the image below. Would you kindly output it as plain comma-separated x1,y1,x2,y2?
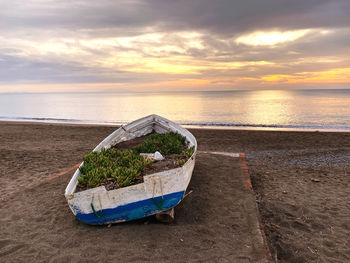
78,148,152,189
132,132,186,155
78,132,195,191
175,146,195,166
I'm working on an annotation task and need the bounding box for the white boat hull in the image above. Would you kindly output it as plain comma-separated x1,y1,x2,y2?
64,115,197,224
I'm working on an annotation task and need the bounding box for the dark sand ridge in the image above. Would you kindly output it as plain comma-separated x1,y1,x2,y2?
1,122,350,262
0,122,270,263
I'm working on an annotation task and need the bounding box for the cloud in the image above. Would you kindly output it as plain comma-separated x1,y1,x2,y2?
2,0,350,34
235,30,310,46
0,0,350,91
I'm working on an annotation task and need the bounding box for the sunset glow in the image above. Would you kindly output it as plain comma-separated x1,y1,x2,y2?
235,29,310,46
261,68,350,84
0,1,349,92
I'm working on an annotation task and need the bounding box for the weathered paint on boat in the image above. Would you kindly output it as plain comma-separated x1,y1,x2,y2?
64,114,197,225
76,191,185,225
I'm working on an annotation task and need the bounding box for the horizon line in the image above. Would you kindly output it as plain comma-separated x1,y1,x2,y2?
1,87,350,95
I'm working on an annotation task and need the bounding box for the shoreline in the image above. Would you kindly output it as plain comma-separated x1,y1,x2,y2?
1,119,350,133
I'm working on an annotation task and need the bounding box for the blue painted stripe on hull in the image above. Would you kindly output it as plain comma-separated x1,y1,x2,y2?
76,191,185,225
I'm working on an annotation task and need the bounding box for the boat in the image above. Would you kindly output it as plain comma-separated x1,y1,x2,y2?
64,114,197,225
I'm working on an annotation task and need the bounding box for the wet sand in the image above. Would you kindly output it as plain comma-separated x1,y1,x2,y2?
1,122,350,262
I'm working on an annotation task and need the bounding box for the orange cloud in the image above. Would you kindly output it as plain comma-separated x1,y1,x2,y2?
261,67,350,84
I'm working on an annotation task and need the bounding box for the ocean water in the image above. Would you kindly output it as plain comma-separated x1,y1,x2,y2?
0,89,349,131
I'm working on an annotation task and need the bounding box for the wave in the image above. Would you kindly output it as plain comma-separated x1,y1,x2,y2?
181,121,350,130
0,116,126,125
0,116,86,123
1,116,350,131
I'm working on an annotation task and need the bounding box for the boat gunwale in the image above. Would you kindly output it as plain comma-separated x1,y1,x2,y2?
64,114,197,197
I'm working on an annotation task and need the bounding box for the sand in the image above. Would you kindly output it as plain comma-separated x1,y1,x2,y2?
1,122,350,262
190,129,350,262
1,122,270,263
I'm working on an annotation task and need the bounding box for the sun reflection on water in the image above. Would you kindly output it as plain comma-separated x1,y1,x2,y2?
244,90,294,126
1,90,349,130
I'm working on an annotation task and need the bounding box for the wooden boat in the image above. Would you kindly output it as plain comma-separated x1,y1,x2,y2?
64,114,197,225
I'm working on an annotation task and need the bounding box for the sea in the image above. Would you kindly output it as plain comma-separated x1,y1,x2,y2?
0,89,349,132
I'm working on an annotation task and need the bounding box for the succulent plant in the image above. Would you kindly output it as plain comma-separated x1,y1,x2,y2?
78,132,194,190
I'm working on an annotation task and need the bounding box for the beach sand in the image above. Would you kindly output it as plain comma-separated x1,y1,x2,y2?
1,122,350,262
191,129,350,262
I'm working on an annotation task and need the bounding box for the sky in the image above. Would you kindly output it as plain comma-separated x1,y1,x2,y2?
1,0,350,92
